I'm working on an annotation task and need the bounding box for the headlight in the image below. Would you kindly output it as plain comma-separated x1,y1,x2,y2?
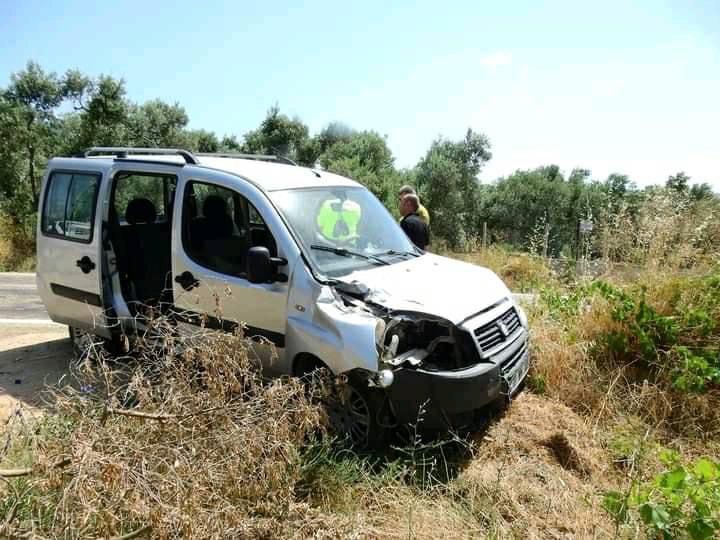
516,304,529,329
375,318,386,349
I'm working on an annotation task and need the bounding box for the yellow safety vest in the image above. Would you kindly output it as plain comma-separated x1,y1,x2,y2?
316,199,361,241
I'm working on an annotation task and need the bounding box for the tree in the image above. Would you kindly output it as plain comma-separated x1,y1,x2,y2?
64,73,129,153
667,172,690,193
2,61,66,209
415,129,492,248
689,182,714,201
317,121,356,153
185,129,220,153
482,167,566,250
319,131,398,206
220,135,243,152
0,97,32,216
242,106,313,163
124,99,189,148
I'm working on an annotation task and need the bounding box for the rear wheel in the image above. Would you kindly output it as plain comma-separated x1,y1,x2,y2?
69,326,94,360
68,327,126,360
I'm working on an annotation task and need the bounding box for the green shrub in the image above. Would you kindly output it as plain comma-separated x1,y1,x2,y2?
604,451,720,539
590,275,720,393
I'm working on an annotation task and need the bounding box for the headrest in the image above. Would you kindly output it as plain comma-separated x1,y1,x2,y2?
125,198,157,225
203,195,228,219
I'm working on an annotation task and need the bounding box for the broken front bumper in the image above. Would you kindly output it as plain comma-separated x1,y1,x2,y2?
384,338,529,430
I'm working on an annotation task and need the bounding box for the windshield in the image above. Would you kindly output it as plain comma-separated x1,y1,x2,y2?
271,187,419,277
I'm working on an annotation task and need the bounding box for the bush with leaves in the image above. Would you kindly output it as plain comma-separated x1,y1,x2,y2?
604,450,720,539
591,275,720,393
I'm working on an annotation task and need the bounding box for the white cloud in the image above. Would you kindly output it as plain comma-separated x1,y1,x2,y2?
479,51,513,68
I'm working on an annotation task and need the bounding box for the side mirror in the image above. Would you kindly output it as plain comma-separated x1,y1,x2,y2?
247,247,287,284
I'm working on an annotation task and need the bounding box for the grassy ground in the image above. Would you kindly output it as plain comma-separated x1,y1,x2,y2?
1,248,719,538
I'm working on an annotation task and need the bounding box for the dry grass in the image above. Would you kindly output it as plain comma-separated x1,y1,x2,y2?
0,311,639,540
528,267,720,447
527,314,606,416
596,190,720,270
450,246,557,292
297,393,626,539
0,319,357,538
455,393,618,538
0,212,36,271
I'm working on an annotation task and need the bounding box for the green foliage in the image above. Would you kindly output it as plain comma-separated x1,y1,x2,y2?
480,165,608,256
667,171,691,193
242,105,315,164
538,285,589,322
319,130,399,207
1,61,69,216
603,452,720,539
589,276,720,392
298,439,404,507
416,129,491,248
526,373,547,394
127,99,189,147
1,60,718,270
317,121,355,152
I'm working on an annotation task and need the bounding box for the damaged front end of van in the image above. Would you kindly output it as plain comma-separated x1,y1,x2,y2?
326,272,531,433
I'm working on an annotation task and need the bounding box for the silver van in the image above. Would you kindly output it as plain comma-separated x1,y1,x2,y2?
36,147,530,444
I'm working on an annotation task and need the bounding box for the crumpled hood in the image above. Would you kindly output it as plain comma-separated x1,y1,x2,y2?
341,253,511,324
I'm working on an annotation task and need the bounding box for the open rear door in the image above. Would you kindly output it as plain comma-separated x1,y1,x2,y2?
36,162,109,336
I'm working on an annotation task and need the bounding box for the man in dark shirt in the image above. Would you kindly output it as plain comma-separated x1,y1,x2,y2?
399,194,430,250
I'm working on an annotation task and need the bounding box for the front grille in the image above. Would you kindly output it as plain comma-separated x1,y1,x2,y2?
473,307,521,353
501,340,528,376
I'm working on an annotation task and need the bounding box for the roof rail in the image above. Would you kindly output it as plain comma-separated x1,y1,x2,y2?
197,152,298,166
84,147,198,165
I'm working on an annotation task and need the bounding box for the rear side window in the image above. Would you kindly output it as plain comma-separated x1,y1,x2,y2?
41,171,101,242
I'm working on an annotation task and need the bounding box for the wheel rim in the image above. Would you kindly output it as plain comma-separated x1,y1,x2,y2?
327,384,371,446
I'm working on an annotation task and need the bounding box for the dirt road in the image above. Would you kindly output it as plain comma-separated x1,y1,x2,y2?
0,272,53,322
0,273,70,422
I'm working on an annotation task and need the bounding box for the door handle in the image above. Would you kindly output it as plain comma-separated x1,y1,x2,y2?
175,271,199,291
76,256,96,274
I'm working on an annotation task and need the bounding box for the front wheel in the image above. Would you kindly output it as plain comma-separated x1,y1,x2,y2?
325,377,389,448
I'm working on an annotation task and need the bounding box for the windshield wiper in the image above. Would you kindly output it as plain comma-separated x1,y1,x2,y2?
310,244,390,266
376,249,421,258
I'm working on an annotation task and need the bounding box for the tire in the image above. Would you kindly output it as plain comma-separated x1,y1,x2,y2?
325,376,389,449
68,326,126,360
69,326,94,360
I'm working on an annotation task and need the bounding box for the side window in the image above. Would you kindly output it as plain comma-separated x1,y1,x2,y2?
182,181,276,277
113,173,177,224
41,171,100,242
248,205,263,225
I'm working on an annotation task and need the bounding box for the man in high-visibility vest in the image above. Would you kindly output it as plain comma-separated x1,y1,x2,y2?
400,193,430,250
398,185,430,225
316,198,362,243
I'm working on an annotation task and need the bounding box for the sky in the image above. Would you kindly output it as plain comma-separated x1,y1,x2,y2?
2,0,719,188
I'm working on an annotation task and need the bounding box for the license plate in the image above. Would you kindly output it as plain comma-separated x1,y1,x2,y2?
505,350,529,397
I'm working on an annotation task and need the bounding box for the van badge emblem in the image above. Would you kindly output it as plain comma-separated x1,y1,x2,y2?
497,321,510,337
